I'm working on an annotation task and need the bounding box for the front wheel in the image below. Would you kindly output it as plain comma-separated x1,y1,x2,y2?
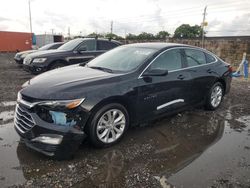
205,82,224,110
88,103,129,147
49,62,65,70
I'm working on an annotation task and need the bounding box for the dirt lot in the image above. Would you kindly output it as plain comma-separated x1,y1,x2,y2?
0,53,250,188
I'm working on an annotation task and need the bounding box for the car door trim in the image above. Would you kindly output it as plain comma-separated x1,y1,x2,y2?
66,56,95,61
157,99,185,110
138,47,218,79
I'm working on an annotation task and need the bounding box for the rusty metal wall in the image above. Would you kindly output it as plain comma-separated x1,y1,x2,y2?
0,31,32,52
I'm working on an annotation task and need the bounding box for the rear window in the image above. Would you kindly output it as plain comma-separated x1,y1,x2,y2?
184,49,206,67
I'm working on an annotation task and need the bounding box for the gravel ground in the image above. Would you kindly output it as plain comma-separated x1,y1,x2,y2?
0,53,250,188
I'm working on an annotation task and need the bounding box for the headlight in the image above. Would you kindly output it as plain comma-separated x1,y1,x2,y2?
33,58,47,63
22,80,30,88
21,53,28,58
38,98,85,109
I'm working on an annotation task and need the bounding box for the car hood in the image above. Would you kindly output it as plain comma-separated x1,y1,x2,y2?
21,65,120,100
27,49,67,58
17,50,37,56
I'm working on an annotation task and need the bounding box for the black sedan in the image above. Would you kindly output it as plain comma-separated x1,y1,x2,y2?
22,38,121,74
14,42,64,64
15,43,232,159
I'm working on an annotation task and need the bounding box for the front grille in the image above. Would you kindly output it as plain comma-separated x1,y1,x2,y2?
14,104,35,134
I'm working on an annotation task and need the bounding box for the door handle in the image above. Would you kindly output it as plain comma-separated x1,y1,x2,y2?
207,69,213,74
177,75,185,80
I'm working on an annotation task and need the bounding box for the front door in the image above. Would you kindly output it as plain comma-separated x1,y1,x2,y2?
136,48,192,122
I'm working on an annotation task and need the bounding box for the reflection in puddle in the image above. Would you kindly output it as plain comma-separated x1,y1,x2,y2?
236,115,250,126
0,110,14,122
0,123,26,187
0,101,16,107
90,150,124,187
1,101,250,187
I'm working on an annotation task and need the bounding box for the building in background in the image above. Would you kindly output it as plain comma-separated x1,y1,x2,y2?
35,34,64,47
0,31,33,52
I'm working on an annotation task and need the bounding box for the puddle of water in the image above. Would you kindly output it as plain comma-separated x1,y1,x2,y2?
0,122,26,187
236,115,250,126
0,101,16,107
0,110,14,122
0,103,249,187
166,114,250,187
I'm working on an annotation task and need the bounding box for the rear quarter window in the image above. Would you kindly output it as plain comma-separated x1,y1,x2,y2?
205,53,216,63
184,49,206,67
97,41,118,51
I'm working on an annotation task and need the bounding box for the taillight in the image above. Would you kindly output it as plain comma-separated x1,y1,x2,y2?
228,65,233,72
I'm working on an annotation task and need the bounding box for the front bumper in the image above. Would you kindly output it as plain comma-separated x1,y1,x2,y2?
23,64,47,74
14,57,24,64
14,104,87,158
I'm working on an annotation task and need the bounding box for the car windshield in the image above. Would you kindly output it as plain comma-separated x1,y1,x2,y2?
38,43,55,50
58,39,83,51
87,46,157,72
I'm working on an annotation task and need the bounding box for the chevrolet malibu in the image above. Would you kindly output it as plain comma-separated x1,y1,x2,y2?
14,43,232,159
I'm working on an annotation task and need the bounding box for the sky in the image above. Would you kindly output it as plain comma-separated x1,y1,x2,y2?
0,0,249,37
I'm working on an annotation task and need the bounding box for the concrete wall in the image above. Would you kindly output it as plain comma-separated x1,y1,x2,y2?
124,36,250,69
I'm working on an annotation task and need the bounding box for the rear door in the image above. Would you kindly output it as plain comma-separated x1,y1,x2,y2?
137,48,192,121
97,40,119,53
183,48,218,104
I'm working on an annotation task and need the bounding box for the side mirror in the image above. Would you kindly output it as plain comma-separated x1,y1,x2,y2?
78,46,87,53
142,69,168,77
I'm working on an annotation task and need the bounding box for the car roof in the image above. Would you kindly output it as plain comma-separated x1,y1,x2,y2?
125,42,195,50
73,37,122,45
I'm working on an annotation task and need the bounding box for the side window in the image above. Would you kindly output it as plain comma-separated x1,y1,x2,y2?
97,41,118,51
205,53,216,63
148,49,183,71
78,40,96,51
49,43,61,49
184,49,206,67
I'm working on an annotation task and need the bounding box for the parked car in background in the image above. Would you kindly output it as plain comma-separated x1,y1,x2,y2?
15,43,232,159
22,38,122,74
14,42,64,64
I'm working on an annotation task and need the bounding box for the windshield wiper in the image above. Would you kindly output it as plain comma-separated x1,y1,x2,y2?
88,66,113,73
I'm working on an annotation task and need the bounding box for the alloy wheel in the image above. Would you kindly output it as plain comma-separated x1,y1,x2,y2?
96,109,126,144
210,85,223,108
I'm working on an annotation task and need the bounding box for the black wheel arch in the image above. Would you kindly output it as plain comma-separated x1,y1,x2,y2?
47,59,68,70
84,96,135,132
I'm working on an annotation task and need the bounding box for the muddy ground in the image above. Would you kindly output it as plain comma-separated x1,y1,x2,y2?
0,53,250,188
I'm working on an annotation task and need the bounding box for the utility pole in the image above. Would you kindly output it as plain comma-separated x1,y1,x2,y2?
68,27,71,40
110,21,113,34
28,0,33,34
201,6,207,48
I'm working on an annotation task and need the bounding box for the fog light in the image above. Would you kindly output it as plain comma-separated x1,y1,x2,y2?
32,134,63,145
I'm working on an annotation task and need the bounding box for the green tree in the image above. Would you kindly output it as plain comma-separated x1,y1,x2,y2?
86,32,104,38
137,32,155,40
174,24,202,38
126,33,137,40
105,33,124,40
155,31,170,39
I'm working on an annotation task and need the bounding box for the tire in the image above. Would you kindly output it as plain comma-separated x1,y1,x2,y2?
49,62,65,70
88,103,129,148
205,82,224,110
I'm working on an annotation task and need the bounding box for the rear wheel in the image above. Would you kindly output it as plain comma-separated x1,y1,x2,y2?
88,103,129,147
205,82,224,110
